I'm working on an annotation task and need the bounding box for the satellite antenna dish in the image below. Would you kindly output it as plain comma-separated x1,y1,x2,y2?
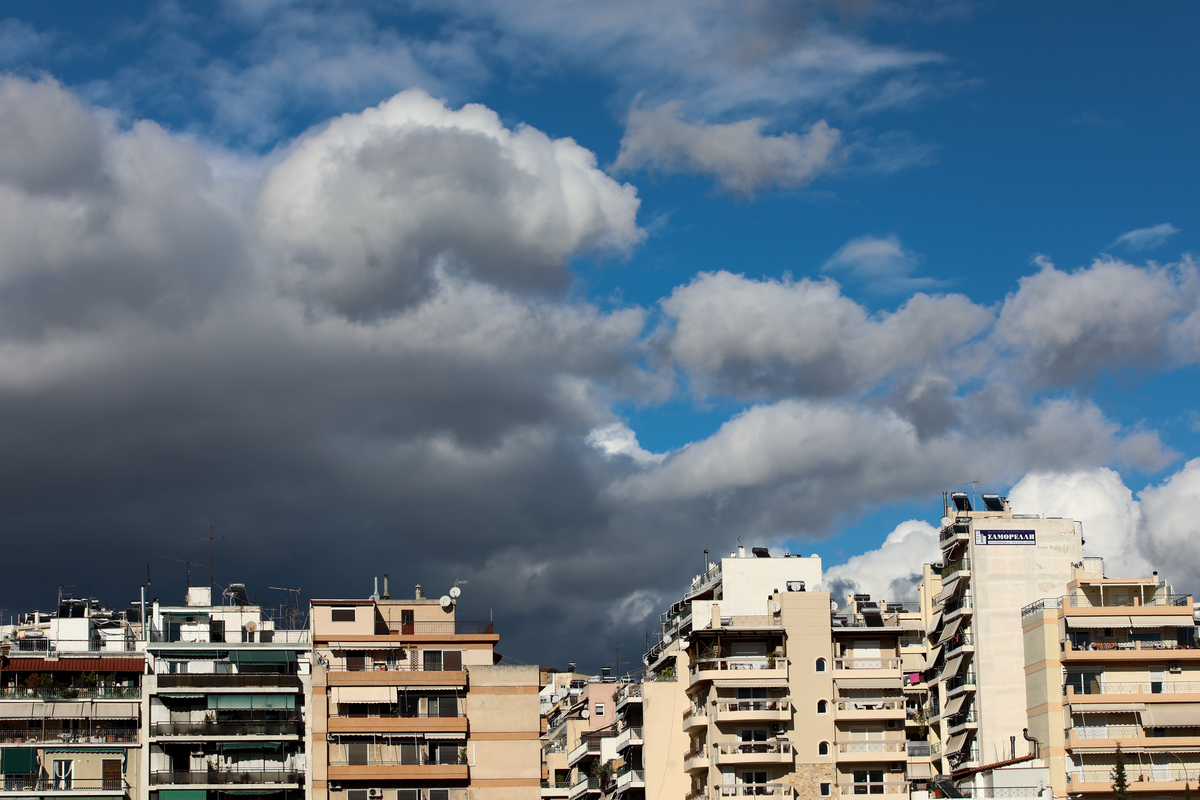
830,601,839,612
581,709,590,719
440,596,452,609
246,620,257,632
449,586,461,599
770,600,781,613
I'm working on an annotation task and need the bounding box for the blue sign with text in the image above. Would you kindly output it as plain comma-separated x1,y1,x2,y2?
975,529,1035,545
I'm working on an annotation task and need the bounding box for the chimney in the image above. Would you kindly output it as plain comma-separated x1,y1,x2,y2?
737,544,745,558
382,574,390,600
415,584,424,600
568,661,577,673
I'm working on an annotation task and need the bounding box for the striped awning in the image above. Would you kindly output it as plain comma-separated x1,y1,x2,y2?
1128,615,1194,628
1142,704,1199,726
945,732,968,754
943,694,967,718
1066,616,1129,629
939,617,963,644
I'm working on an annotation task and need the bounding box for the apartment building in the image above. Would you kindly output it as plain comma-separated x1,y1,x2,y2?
933,492,1083,778
1023,570,1199,799
309,582,539,800
538,670,630,800
142,585,311,800
0,599,144,800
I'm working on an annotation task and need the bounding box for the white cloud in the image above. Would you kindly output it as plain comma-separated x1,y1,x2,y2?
614,102,841,194
823,519,940,603
1138,459,1200,594
822,233,944,292
587,423,665,465
1111,223,1179,252
659,271,990,399
256,88,644,318
993,257,1200,384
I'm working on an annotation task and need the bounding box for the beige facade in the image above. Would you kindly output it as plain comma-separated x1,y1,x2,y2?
1022,573,1198,799
310,588,538,800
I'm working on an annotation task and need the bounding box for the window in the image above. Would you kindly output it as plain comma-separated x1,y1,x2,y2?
816,658,827,673
817,700,828,714
740,771,768,786
346,791,369,800
820,784,832,797
423,650,463,671
400,610,414,635
52,760,73,791
424,650,443,671
397,792,419,800
429,791,450,800
347,742,369,766
345,651,367,672
594,702,605,717
331,607,356,622
819,741,830,756
853,769,884,795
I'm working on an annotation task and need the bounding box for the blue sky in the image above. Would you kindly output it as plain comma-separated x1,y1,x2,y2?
0,1,1197,668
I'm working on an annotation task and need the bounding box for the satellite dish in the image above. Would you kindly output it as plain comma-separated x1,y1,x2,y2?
770,601,781,613
581,709,590,719
830,601,839,612
245,621,257,632
449,586,461,599
440,596,452,609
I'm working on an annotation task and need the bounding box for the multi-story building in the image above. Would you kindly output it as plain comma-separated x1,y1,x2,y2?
143,585,311,800
933,492,1082,779
0,599,144,800
1023,569,1198,799
309,581,539,800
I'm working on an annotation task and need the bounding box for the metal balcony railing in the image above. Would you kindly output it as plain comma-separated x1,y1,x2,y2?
328,756,466,767
717,699,788,713
833,658,901,670
157,674,300,688
715,742,793,756
1066,680,1200,695
0,728,137,744
1,777,126,791
944,596,974,614
386,621,494,635
838,782,908,795
689,657,782,676
0,687,141,700
946,673,977,691
1023,593,1193,617
151,721,300,737
150,770,303,785
836,699,903,712
719,784,795,796
1072,769,1195,784
836,741,907,754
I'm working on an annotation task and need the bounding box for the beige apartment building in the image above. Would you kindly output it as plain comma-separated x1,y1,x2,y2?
309,582,539,800
1023,571,1199,799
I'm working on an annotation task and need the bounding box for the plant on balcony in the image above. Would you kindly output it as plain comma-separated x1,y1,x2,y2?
589,760,614,787
24,673,45,689
656,665,676,680
1111,745,1129,800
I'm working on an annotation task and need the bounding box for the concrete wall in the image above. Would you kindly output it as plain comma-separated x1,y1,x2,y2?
717,556,823,618
466,665,540,800
641,658,689,800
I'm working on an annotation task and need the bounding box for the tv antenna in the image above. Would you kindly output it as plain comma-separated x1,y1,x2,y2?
57,585,76,607
189,527,226,590
269,587,302,629
610,640,630,678
961,478,982,509
161,556,203,589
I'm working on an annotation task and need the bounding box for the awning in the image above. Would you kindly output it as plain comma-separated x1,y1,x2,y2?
832,679,898,690
0,702,37,719
423,732,467,740
160,790,206,800
3,658,143,673
158,651,223,660
159,693,205,699
0,748,36,774
1066,616,1129,629
252,695,295,710
91,702,140,719
48,702,90,718
945,732,968,754
936,579,962,605
1129,615,1194,628
219,791,287,796
924,646,942,670
1071,703,1145,713
209,695,254,710
928,610,943,633
902,653,927,672
939,617,964,644
1143,704,1199,726
332,686,394,704
219,742,283,751
232,650,296,665
159,611,210,619
943,694,967,718
943,654,965,677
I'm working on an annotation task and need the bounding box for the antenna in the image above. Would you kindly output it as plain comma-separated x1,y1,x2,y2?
160,556,203,589
269,587,302,630
961,478,981,510
189,527,226,590
609,641,630,678
57,585,76,607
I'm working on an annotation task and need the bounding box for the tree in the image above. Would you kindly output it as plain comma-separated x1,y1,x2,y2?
1111,744,1130,800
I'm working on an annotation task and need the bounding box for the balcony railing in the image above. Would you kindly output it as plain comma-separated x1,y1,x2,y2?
150,770,303,785
0,687,141,700
945,633,974,654
836,741,907,754
836,699,903,713
717,700,788,713
943,559,971,577
1067,681,1200,695
715,742,792,756
719,784,795,796
325,663,467,673
907,741,933,758
690,564,723,595
683,704,708,724
946,673,977,691
838,782,908,795
1023,593,1193,617
386,621,494,636
939,523,969,544
151,721,300,737
689,657,782,676
615,684,642,705
944,596,974,615
833,658,901,671
328,756,466,767
0,778,126,792
157,674,299,688
0,728,138,744
946,711,978,729
1072,769,1195,784
1073,724,1143,739
568,739,603,764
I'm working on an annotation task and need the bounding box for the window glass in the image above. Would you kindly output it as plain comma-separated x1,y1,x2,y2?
331,607,356,622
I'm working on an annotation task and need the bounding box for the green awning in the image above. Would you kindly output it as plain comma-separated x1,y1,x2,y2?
219,790,286,795
159,790,207,800
159,651,223,660
1,748,35,774
218,742,282,751
209,695,254,710
233,650,294,665
159,611,210,619
252,695,295,710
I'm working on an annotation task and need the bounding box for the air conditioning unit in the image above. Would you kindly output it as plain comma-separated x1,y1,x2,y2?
367,789,384,800
1170,663,1183,674
887,720,898,729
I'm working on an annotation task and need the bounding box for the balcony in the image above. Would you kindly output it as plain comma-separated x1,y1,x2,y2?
381,620,495,636
834,698,904,720
568,777,601,800
614,726,643,752
945,673,977,695
835,741,907,761
945,633,974,656
568,738,604,767
945,711,978,732
719,785,795,797
0,777,126,794
1065,681,1200,702
326,666,466,688
0,728,137,744
943,596,974,620
328,713,467,734
327,758,468,781
714,699,790,725
939,522,970,547
614,767,645,792
541,779,572,798
0,687,141,700
838,782,908,795
1023,592,1193,617
150,770,302,786
683,745,710,773
689,658,788,688
832,658,901,682
615,684,642,709
1069,768,1197,792
713,741,793,766
683,704,709,731
942,558,971,579
906,741,939,759
150,721,300,738
157,674,299,689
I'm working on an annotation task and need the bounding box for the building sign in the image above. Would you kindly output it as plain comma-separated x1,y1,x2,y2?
975,529,1035,545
